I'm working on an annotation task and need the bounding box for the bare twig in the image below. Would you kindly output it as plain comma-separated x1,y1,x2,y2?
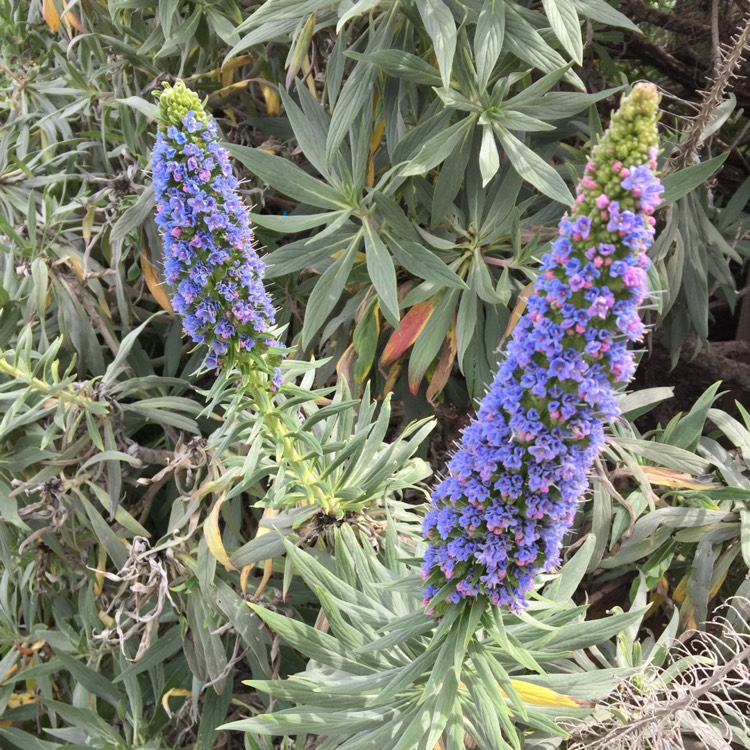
672,11,750,169
566,598,750,750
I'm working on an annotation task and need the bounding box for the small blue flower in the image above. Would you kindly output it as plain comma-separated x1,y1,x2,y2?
152,85,279,372
422,84,664,614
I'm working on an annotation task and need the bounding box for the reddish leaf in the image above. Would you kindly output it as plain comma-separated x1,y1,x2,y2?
380,300,435,366
426,320,457,405
42,0,60,31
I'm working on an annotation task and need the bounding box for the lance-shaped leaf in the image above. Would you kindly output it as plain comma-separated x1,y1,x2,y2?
228,143,347,210
494,126,573,205
380,300,435,366
475,0,505,91
363,219,400,327
418,0,456,89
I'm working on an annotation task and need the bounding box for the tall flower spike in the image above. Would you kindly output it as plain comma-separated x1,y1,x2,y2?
422,83,663,614
152,81,282,386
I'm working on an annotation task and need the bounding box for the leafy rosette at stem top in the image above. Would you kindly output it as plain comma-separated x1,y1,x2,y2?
151,81,282,387
422,83,664,615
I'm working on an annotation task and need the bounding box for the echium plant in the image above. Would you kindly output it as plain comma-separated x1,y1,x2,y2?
422,83,664,613
152,81,281,385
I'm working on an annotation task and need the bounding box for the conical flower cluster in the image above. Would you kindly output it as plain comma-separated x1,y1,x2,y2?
422,83,664,613
151,81,281,385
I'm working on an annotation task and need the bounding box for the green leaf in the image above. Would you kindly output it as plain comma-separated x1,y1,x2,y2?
278,86,331,179
618,387,674,421
326,19,393,164
247,604,375,675
264,231,352,277
514,87,623,120
386,235,466,289
400,116,475,177
662,154,728,205
115,96,159,121
347,49,442,85
222,705,393,736
571,0,639,31
542,0,583,64
613,437,709,474
54,652,122,708
504,7,583,88
431,124,474,226
479,125,500,186
495,110,557,132
113,628,183,683
251,210,347,233
353,298,380,383
228,143,347,210
475,0,505,91
741,510,750,567
494,127,573,205
0,727,63,750
418,0,457,89
302,235,360,347
503,65,574,111
545,535,596,602
111,187,154,243
456,291,478,369
363,220,400,327
550,608,647,651
669,381,723,451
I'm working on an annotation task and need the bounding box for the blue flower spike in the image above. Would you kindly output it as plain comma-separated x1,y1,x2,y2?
422,83,664,614
152,81,282,389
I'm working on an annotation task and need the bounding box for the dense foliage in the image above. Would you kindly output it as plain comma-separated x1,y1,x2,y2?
0,0,749,748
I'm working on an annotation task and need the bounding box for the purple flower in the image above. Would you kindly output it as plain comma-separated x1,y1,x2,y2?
152,82,279,373
422,83,663,615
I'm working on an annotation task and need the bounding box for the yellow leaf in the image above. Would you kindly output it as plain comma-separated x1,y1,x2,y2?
367,118,385,188
218,55,252,88
205,493,237,571
710,569,728,598
7,692,37,709
248,507,280,597
240,564,252,596
672,573,689,603
253,559,275,600
58,254,84,278
336,344,355,386
505,679,591,708
82,207,95,242
1,664,18,686
93,544,107,596
498,284,533,350
98,610,114,628
369,118,385,158
43,0,60,31
254,507,279,539
302,54,317,98
161,688,191,718
260,83,281,116
140,245,174,314
383,360,402,395
209,80,251,99
640,466,720,490
381,300,436,366
458,676,589,708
